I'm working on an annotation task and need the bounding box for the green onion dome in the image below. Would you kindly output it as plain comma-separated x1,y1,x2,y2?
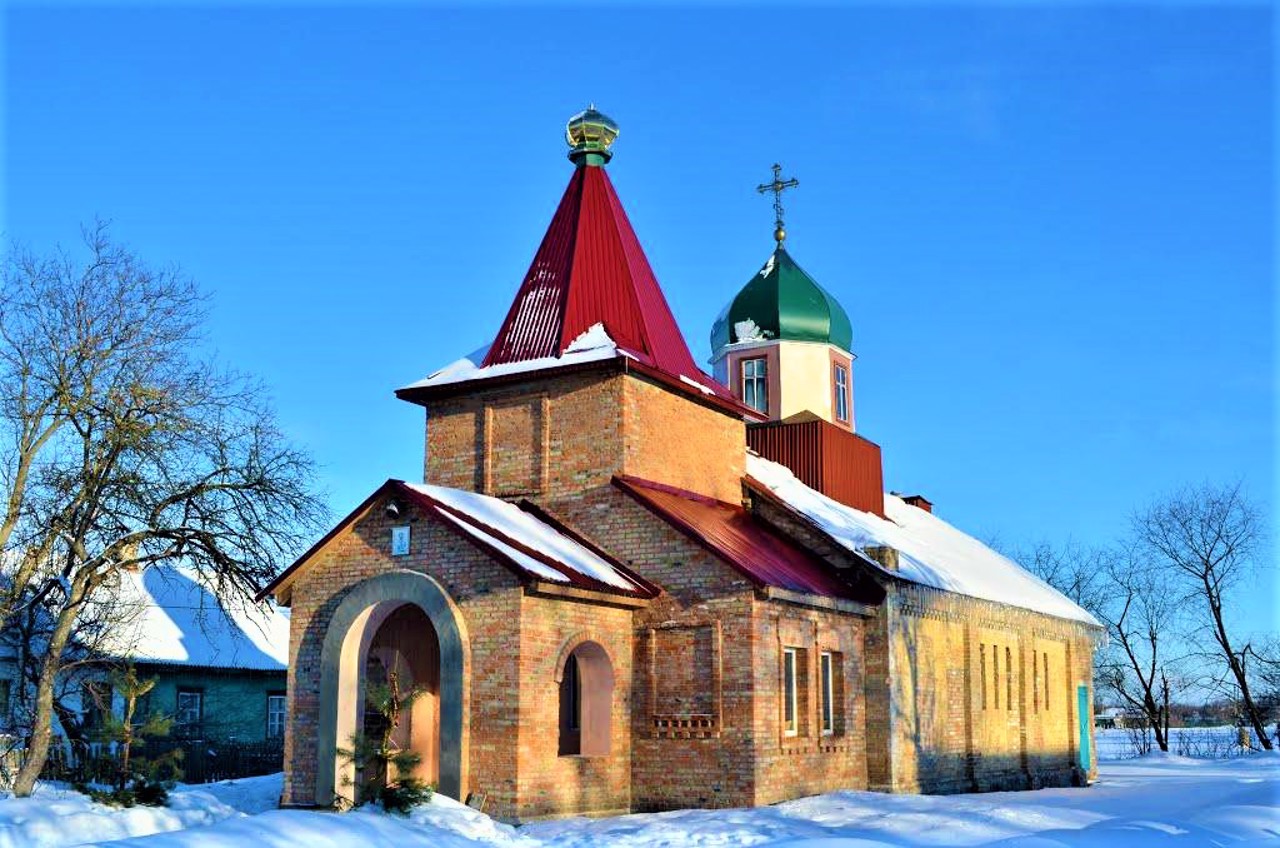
711,247,853,352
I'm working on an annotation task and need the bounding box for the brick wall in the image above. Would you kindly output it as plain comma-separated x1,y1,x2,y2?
878,583,1099,794
421,368,744,505
749,600,870,806
282,497,524,812
513,595,634,819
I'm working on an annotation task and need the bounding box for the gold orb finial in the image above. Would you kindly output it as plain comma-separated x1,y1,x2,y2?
566,105,619,165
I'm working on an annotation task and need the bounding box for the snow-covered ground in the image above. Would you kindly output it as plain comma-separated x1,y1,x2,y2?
2,754,1276,847
0,774,281,848
1097,725,1270,761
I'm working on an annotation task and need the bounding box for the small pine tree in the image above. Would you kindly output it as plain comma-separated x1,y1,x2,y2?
84,664,182,807
338,670,434,814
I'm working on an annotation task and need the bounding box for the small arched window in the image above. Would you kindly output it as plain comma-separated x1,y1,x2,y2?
558,641,614,757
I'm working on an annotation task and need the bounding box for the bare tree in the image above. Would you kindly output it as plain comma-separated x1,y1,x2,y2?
1136,483,1272,750
1016,539,1111,620
1094,544,1183,751
0,224,327,795
1019,539,1183,749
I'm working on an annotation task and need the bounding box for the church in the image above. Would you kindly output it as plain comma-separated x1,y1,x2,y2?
260,108,1102,821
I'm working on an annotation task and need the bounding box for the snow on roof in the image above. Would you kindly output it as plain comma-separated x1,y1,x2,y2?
102,566,290,670
745,454,1099,626
405,481,649,594
400,323,620,391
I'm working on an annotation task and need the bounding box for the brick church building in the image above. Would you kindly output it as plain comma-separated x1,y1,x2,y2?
261,108,1101,821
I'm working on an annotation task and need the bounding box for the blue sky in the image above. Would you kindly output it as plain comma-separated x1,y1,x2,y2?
5,4,1274,633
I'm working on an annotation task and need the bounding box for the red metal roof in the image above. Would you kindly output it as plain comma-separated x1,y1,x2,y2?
614,475,875,602
483,163,739,405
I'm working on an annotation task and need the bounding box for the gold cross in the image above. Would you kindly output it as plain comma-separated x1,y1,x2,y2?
756,163,799,245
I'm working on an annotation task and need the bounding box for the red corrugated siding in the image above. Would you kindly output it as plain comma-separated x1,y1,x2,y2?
615,475,861,600
484,168,584,365
748,420,885,517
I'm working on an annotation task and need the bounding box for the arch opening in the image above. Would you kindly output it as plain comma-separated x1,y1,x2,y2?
558,640,614,757
319,570,466,806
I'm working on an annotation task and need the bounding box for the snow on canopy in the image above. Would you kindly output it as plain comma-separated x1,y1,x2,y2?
398,323,621,392
404,481,649,595
746,454,1099,626
101,566,290,670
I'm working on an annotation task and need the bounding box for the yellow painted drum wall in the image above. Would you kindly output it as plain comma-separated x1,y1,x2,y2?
777,342,838,422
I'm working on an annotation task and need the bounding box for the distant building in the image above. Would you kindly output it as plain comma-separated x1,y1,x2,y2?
262,108,1103,821
2,565,290,766
96,566,291,745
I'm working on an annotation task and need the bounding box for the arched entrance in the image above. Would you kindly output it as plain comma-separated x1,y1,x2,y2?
361,603,441,791
318,570,467,805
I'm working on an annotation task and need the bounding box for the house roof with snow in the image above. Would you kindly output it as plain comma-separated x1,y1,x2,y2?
745,454,1100,626
104,566,291,671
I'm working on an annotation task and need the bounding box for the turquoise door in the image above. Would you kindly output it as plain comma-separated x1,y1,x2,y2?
1077,685,1091,772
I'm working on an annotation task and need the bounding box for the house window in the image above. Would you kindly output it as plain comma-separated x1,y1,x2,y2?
833,364,849,422
782,647,798,736
82,681,112,734
266,693,287,739
741,357,769,414
558,641,613,757
176,689,204,737
819,651,835,735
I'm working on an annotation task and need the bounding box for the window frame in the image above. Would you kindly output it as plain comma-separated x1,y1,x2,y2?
741,356,769,415
266,692,287,739
833,363,849,422
176,688,204,737
819,651,835,735
782,647,799,737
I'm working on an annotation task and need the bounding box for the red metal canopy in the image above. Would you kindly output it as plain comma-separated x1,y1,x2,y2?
614,475,879,603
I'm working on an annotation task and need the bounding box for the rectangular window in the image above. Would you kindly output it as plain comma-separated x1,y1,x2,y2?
742,357,769,414
820,652,835,734
993,646,1000,711
782,648,798,736
979,644,987,710
834,364,849,422
82,681,112,732
1006,646,1014,711
176,689,204,737
266,693,287,739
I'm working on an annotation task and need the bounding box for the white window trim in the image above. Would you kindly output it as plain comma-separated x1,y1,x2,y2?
741,356,769,415
267,694,287,738
834,365,849,422
782,647,798,737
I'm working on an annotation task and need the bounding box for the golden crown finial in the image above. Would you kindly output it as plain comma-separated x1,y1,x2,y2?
566,106,619,166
